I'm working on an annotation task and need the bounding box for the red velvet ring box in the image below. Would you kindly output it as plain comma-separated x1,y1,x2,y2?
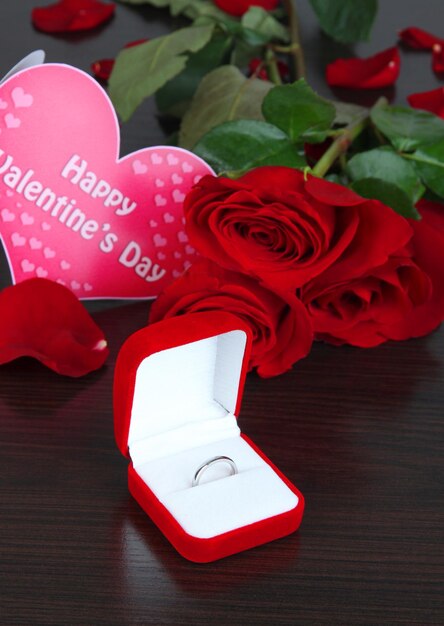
114,311,304,562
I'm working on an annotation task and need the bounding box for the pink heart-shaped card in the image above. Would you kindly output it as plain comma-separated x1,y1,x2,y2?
0,58,214,298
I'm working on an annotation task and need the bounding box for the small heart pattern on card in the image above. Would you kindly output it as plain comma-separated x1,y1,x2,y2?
11,87,33,108
132,159,148,175
5,113,21,129
1,208,15,222
29,237,42,249
0,64,214,298
11,232,26,247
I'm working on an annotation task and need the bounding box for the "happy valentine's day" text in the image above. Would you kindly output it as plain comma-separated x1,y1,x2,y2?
0,149,166,283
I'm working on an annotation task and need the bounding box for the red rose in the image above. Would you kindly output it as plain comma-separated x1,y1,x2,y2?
300,201,444,347
214,0,279,17
184,167,412,291
149,259,313,378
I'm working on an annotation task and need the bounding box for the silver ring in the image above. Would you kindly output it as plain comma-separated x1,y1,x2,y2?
192,456,238,487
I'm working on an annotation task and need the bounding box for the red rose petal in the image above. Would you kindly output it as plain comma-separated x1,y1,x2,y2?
91,58,115,81
239,166,306,197
215,0,278,17
311,197,412,291
408,86,444,118
399,27,444,50
432,43,444,73
398,28,444,75
416,199,444,237
326,47,401,89
123,38,150,52
32,0,115,33
0,278,109,377
384,204,444,340
305,175,364,206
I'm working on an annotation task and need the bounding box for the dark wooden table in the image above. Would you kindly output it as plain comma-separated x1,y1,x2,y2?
0,2,443,624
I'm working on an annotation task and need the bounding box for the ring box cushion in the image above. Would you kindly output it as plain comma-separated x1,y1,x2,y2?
114,312,304,562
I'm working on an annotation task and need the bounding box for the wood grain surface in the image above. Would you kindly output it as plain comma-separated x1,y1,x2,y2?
0,2,443,624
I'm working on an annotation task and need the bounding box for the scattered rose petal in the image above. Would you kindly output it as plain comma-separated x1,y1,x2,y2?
91,39,148,82
399,27,444,50
32,0,115,33
398,28,444,75
91,58,114,81
326,47,401,89
432,43,444,73
0,278,109,376
408,86,444,118
214,0,278,17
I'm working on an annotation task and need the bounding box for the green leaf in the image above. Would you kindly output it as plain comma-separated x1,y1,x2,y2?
178,65,273,149
351,178,420,219
207,15,270,46
333,101,368,126
193,120,306,174
155,34,231,117
370,105,444,152
262,79,336,143
109,24,214,121
308,0,378,43
230,38,262,68
411,139,444,199
241,7,289,44
169,0,229,20
347,147,425,204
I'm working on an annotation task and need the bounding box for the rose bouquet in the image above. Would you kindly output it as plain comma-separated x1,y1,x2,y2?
105,0,444,377
150,169,444,376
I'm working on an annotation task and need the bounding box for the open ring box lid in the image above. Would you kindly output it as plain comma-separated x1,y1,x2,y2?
114,311,304,562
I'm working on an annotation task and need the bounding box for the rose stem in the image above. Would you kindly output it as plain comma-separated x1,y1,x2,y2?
312,97,389,178
283,0,306,79
265,48,282,85
339,153,348,172
311,116,369,178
